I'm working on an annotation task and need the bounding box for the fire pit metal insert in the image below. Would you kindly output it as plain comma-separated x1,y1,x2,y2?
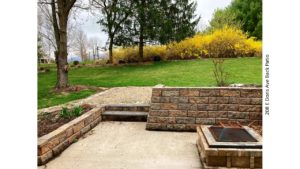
202,125,262,149
208,126,257,142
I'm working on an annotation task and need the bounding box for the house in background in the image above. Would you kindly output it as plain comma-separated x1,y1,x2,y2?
38,56,52,64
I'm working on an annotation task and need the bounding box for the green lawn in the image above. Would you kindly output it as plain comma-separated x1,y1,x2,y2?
38,57,262,109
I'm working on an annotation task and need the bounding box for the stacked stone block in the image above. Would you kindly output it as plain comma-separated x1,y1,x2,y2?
38,106,104,165
146,87,262,131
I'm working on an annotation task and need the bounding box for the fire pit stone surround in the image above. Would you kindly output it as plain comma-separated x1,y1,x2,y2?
197,125,262,169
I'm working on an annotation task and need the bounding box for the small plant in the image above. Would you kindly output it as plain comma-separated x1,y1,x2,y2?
60,107,72,119
59,106,83,119
71,106,83,117
212,58,229,86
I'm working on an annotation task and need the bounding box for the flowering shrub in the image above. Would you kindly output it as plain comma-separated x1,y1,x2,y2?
112,26,262,63
167,26,262,58
113,45,167,63
203,26,247,58
166,35,206,60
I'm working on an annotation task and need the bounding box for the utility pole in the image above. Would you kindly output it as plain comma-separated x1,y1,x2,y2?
96,46,99,59
93,46,95,60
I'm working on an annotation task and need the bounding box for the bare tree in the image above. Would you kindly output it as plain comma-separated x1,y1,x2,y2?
38,5,57,58
39,1,88,59
88,37,101,60
91,0,133,63
73,28,88,61
38,0,81,88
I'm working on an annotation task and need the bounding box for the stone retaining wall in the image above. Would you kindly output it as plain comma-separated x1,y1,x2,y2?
146,87,262,131
38,106,104,165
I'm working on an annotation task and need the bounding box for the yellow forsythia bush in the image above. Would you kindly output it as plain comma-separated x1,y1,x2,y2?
203,26,247,58
113,45,167,63
113,26,262,63
166,34,206,60
167,26,262,58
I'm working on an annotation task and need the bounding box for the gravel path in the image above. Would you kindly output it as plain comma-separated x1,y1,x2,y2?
39,87,153,114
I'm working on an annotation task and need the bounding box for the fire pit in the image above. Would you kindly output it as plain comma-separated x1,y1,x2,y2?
196,123,262,169
209,126,257,142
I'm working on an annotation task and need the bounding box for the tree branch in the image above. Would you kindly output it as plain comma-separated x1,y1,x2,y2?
51,0,60,51
38,0,57,5
39,31,57,50
67,0,77,11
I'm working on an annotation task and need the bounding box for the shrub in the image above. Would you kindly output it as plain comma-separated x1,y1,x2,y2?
166,35,206,60
113,45,167,63
206,26,263,58
212,59,229,86
44,68,50,72
73,60,80,65
153,56,161,62
111,26,262,63
203,26,246,58
167,26,262,59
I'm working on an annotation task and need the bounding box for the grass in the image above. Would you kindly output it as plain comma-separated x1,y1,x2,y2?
38,57,262,109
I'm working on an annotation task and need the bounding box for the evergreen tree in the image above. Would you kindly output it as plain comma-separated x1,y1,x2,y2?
113,0,200,60
114,0,161,60
158,0,200,44
230,0,262,39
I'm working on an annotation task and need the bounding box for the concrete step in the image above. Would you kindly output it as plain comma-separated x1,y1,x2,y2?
104,104,149,112
102,111,148,122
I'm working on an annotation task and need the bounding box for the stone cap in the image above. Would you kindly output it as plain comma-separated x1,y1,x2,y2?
153,86,262,90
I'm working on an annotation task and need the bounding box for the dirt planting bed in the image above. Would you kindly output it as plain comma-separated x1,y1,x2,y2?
38,104,94,137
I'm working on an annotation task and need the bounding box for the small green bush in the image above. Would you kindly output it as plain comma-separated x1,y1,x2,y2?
60,107,72,119
212,59,229,86
59,106,83,119
71,106,83,117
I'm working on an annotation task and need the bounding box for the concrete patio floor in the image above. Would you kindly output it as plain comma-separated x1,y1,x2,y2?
38,122,202,169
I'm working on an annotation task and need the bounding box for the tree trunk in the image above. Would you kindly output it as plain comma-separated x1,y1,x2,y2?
139,27,144,62
138,0,145,62
80,46,84,62
54,51,60,86
108,37,114,63
56,17,69,88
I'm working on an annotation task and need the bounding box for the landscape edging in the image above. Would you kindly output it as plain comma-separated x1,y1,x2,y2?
37,106,104,165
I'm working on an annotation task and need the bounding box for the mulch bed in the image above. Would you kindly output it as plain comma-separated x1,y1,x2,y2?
38,104,94,137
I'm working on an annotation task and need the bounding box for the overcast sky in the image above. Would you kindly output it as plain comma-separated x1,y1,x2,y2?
78,0,232,47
